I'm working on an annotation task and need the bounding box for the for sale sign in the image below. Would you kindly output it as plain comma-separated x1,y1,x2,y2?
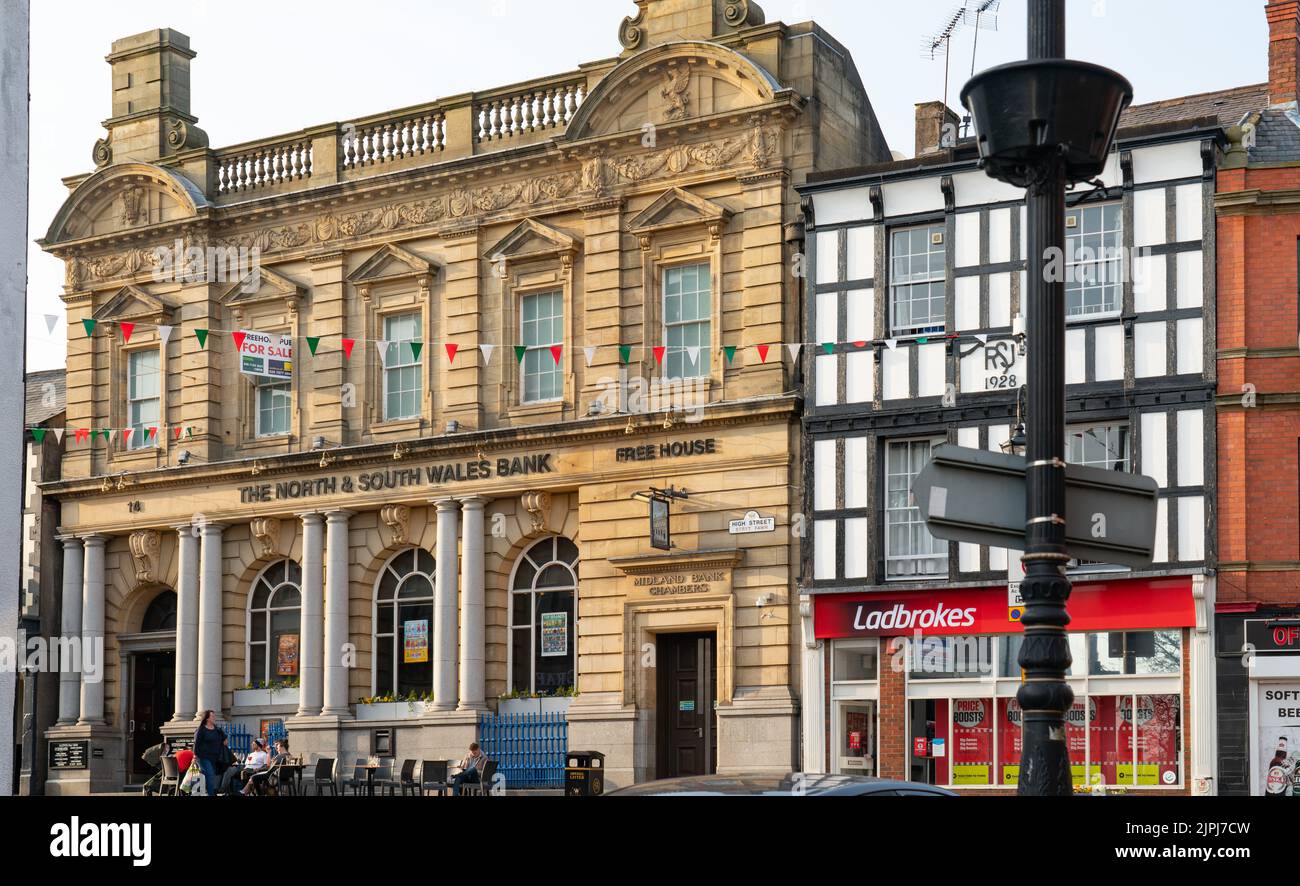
237,330,293,379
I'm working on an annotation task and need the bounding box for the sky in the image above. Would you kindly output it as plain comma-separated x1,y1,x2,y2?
22,0,1269,372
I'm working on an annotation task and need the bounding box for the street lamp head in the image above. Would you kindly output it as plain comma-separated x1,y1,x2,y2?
960,59,1133,188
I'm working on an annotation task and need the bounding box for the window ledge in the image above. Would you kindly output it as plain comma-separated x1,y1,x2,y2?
507,400,569,421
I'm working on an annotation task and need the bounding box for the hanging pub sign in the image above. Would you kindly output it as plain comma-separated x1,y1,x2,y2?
237,330,293,379
650,497,671,552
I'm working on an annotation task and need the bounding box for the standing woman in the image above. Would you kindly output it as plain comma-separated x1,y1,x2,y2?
192,710,225,797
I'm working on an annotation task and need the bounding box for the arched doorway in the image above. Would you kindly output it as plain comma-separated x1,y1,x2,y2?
127,589,177,784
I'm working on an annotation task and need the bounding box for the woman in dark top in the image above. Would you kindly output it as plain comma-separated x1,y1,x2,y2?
192,710,225,797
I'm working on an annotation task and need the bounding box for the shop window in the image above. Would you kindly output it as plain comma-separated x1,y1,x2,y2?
520,290,564,403
127,349,160,449
889,225,946,338
1088,630,1181,675
663,262,712,380
907,636,993,680
885,438,948,580
1066,424,1130,472
255,375,291,438
509,535,578,695
1066,203,1122,319
998,633,1085,678
374,548,435,696
833,640,879,682
247,560,302,686
382,312,422,422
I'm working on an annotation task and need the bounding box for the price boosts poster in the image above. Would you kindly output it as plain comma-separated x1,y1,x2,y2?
1260,685,1300,797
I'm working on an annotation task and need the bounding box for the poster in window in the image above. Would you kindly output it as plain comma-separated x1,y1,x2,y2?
276,634,299,677
1115,694,1178,786
1259,683,1300,797
404,619,429,664
951,698,993,785
237,330,293,379
541,611,568,658
997,698,1022,785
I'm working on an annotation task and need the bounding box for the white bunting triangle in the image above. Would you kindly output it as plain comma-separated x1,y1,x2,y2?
583,346,597,367
377,341,391,368
44,315,58,335
158,325,174,347
686,346,701,366
479,343,495,365
885,339,899,351
974,334,989,345
51,428,64,444
786,343,803,362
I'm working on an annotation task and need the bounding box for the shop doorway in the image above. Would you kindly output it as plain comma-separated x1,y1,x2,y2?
835,701,877,776
656,632,717,779
127,652,175,783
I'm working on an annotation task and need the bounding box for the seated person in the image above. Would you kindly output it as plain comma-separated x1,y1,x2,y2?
244,739,292,796
219,740,270,795
451,743,488,796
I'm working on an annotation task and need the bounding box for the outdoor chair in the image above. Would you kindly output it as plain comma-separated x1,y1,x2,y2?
395,759,418,796
343,758,369,796
373,758,397,796
158,755,181,797
302,757,337,796
419,760,448,796
461,759,498,797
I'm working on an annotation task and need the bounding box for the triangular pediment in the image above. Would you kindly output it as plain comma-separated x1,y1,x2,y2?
347,243,437,285
220,266,306,308
91,284,177,323
485,219,577,266
627,188,732,236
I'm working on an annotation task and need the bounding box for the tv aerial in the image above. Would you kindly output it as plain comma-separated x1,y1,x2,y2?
921,1,1002,132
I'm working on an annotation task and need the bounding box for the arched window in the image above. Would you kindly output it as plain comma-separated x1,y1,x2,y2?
509,536,578,694
141,590,177,633
247,560,302,686
374,548,435,696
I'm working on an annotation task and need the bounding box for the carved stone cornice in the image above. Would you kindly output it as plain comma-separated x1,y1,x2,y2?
521,491,551,534
380,504,411,546
129,529,161,587
250,517,281,558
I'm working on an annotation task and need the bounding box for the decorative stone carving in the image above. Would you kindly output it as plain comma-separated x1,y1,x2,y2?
618,3,647,50
661,67,691,121
522,491,552,534
723,0,765,28
129,530,161,586
381,505,411,546
250,517,281,559
92,138,112,169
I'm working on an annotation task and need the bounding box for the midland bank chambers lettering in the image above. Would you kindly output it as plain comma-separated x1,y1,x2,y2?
240,454,554,503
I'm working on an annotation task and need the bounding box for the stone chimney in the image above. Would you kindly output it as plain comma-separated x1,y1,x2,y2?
94,28,207,168
1268,0,1300,107
914,101,960,157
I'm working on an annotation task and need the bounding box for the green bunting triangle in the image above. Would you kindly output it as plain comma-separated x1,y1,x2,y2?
410,342,424,361
822,343,836,356
31,428,46,444
195,329,209,348
723,346,737,365
618,345,632,364
514,345,527,364
306,337,321,356
82,319,96,337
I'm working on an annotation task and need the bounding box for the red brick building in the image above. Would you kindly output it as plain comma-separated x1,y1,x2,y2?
1214,0,1300,798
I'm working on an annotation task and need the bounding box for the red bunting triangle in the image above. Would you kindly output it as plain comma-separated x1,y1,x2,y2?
122,428,134,445
173,427,184,440
148,427,158,440
550,345,563,365
232,331,247,351
445,343,459,363
120,322,134,343
757,345,771,363
342,339,356,359
75,428,89,444
653,346,666,366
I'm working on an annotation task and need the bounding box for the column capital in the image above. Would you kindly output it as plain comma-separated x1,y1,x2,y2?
55,533,85,547
298,511,326,524
81,534,109,548
197,522,228,535
458,495,491,509
431,497,462,511
324,509,354,523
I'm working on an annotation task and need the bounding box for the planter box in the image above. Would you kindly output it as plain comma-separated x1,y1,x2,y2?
355,701,433,721
232,688,300,709
497,697,573,717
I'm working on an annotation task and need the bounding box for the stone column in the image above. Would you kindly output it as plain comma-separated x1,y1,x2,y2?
298,513,325,717
77,536,107,725
55,536,83,726
172,525,200,722
195,522,226,717
322,510,353,718
432,498,460,711
457,497,488,712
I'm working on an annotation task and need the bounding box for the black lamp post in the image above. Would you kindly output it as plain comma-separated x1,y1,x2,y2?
960,0,1132,796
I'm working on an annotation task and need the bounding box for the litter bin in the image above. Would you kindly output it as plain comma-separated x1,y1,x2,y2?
565,751,605,796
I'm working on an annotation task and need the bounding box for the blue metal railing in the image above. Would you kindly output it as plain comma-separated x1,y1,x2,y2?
477,712,568,790
224,720,288,758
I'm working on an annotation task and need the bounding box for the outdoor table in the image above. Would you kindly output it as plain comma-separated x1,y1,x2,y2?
363,763,379,797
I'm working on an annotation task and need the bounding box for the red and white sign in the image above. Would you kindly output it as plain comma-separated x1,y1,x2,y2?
914,736,929,758
813,576,1195,639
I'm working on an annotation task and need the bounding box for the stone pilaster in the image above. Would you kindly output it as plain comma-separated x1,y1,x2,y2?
195,521,225,716
322,510,353,717
298,512,325,717
307,252,349,445
55,536,83,726
458,496,488,712
432,498,460,710
171,524,200,722
77,536,107,726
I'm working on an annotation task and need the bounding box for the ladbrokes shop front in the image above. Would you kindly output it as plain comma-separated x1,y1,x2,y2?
807,576,1211,794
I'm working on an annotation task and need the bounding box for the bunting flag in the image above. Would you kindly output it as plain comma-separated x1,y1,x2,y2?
82,319,96,338
445,343,459,364
410,342,424,362
514,345,527,364
652,346,666,366
480,344,495,365
885,339,898,351
44,315,58,335
974,334,989,345
786,343,802,362
173,427,184,441
306,337,321,356
232,331,247,351
916,337,930,345
376,341,392,368
723,346,737,365
75,429,89,444
158,326,173,347
195,329,209,348
120,322,135,343
122,428,134,446
756,345,771,364
148,427,159,441
853,341,868,349
618,345,632,364
583,346,597,367
186,427,194,439
822,343,836,356
549,344,563,365
342,339,356,359
30,428,45,444
51,428,64,444
686,346,700,366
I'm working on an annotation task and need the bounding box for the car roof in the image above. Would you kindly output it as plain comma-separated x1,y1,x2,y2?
605,774,958,796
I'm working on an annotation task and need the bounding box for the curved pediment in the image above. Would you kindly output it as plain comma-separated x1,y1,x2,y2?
44,163,208,246
562,41,785,143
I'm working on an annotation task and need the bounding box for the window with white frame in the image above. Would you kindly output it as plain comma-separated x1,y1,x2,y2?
1066,424,1131,472
663,262,711,380
509,535,578,695
374,548,435,697
255,375,291,438
383,312,422,421
247,560,302,687
127,349,160,449
889,225,946,337
520,290,563,403
1066,203,1123,318
885,438,947,579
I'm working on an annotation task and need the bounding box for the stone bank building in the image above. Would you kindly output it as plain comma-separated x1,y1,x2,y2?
35,0,889,792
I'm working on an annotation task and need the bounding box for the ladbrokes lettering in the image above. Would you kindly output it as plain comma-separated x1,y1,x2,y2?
851,603,978,635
